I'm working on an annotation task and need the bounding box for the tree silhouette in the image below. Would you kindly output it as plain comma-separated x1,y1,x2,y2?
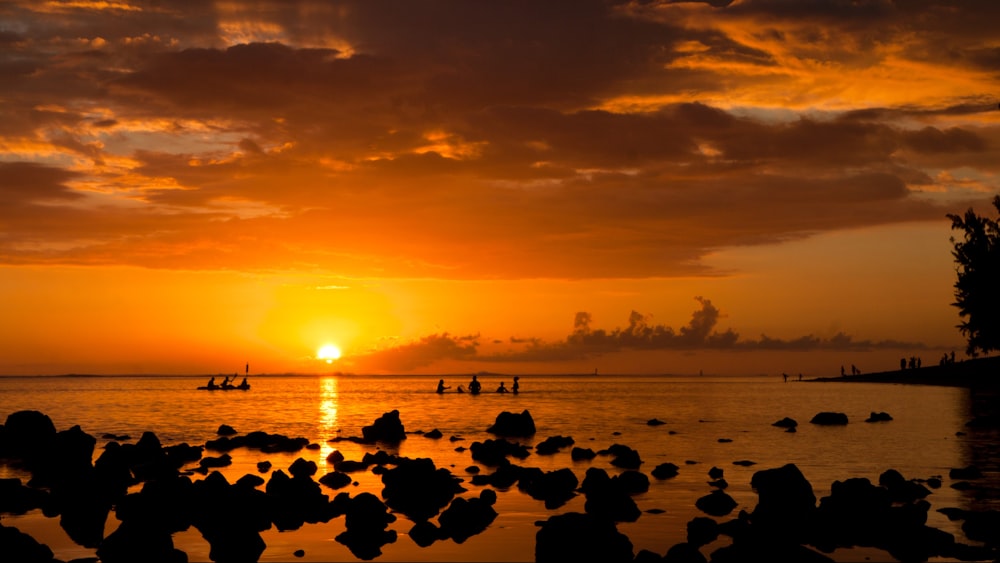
947,195,1000,357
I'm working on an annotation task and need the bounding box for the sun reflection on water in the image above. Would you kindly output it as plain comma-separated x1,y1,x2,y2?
318,376,339,464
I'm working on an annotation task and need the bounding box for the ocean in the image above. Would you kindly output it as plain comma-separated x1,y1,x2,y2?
1,373,997,562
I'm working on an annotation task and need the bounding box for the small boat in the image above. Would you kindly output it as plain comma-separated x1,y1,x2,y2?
197,383,250,391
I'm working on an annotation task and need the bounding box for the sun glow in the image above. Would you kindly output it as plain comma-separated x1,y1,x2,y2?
317,343,342,363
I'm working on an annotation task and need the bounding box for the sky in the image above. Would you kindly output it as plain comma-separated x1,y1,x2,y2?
1,0,998,376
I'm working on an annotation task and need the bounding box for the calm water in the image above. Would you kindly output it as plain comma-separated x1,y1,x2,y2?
1,374,997,562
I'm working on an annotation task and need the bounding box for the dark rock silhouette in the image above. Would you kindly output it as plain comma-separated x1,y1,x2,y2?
600,443,642,469
486,410,536,437
469,438,531,466
772,417,798,428
652,462,679,479
535,435,574,455
865,411,893,422
686,516,719,547
535,511,634,563
318,471,352,490
335,492,397,560
436,489,498,543
579,467,641,522
647,418,667,426
571,446,596,460
0,523,60,563
809,412,848,425
694,489,738,516
379,457,465,521
517,466,579,508
361,410,407,444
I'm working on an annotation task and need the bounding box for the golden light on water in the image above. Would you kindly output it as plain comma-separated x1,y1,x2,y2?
317,343,342,364
318,376,339,462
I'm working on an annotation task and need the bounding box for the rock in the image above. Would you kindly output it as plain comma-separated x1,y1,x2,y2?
601,444,642,469
470,438,531,466
949,466,983,480
749,464,816,538
0,478,50,514
695,490,738,517
686,516,719,547
256,461,272,473
518,467,579,509
535,512,634,563
216,424,237,436
380,457,466,521
361,410,407,444
318,471,352,490
288,457,318,478
663,542,708,563
865,411,893,422
486,410,536,437
437,490,499,543
772,417,797,428
732,460,755,467
652,462,679,479
878,469,930,503
0,522,59,563
571,447,596,461
96,520,187,563
335,492,397,560
535,435,574,455
647,418,667,426
708,466,724,479
580,467,641,522
810,412,848,425
326,450,344,465
423,428,443,439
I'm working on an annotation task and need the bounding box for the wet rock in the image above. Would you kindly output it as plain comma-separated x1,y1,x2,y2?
600,443,642,469
517,467,579,509
335,492,398,560
486,410,536,437
469,462,524,489
0,477,50,514
708,466,724,479
961,509,1000,544
423,428,443,439
408,520,443,547
535,511,634,563
694,490,738,517
949,465,983,480
865,411,893,422
732,460,755,467
361,410,407,444
535,435,574,455
199,453,232,470
288,457,318,478
571,447,596,461
189,471,270,562
580,467,641,522
318,471,352,490
216,424,237,436
686,516,719,547
265,469,335,531
470,438,531,466
1,410,57,461
235,474,265,488
0,522,60,563
647,418,667,426
809,412,848,425
615,470,650,494
380,457,466,521
772,417,797,428
326,450,344,465
96,520,187,563
437,489,499,543
709,536,834,563
652,462,679,479
878,469,930,503
663,542,708,563
256,461,272,473
708,478,728,489
749,463,816,539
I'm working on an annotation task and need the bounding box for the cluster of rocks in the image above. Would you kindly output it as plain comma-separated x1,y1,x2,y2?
1,407,998,563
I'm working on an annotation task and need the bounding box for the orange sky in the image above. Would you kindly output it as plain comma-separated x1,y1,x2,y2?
1,0,998,376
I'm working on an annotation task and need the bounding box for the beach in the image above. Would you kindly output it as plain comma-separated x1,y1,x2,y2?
1,373,998,562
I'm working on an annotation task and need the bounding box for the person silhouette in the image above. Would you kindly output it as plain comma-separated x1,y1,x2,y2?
468,375,482,395
207,376,217,389
436,379,450,394
512,376,520,394
238,376,249,389
496,381,508,393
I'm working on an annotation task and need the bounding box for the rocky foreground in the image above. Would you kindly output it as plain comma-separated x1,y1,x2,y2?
1,408,999,563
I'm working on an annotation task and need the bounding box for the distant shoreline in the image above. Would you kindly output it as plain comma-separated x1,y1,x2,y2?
811,355,1000,388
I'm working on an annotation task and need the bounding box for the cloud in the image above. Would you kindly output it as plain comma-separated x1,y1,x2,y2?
350,297,927,371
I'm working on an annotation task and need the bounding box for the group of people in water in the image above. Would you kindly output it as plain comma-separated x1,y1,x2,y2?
436,374,519,395
205,374,250,390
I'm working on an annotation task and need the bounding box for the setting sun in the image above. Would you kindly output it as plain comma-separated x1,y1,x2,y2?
317,344,342,364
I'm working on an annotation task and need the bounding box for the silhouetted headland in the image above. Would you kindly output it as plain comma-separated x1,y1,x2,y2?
812,355,1000,388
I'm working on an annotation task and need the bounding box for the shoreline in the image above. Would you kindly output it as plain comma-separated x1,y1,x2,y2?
811,355,1000,388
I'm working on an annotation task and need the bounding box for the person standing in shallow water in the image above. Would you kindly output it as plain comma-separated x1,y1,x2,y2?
468,374,482,394
496,381,508,393
436,379,450,394
512,376,520,394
